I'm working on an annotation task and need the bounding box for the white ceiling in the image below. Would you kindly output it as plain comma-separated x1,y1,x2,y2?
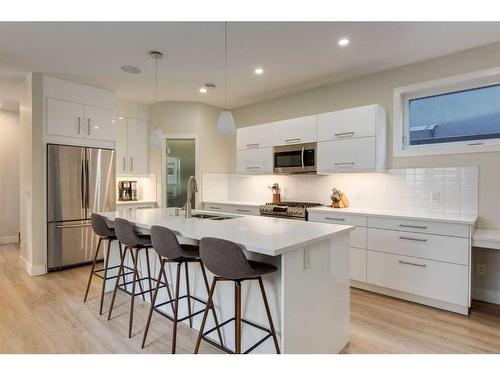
1,22,500,112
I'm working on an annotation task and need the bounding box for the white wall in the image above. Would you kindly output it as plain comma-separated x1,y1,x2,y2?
0,109,20,243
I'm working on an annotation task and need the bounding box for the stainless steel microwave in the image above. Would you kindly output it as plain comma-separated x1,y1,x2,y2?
273,142,317,174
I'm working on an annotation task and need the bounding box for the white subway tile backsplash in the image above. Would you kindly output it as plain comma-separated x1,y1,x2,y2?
202,166,478,216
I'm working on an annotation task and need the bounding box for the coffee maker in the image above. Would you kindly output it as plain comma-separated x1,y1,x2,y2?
118,181,137,201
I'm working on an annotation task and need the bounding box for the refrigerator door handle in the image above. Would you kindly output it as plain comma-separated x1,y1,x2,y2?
85,151,90,218
80,156,85,210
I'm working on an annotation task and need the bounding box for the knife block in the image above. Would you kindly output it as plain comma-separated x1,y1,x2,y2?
272,193,281,204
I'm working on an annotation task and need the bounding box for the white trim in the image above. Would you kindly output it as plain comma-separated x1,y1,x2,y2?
472,287,500,305
394,66,500,157
19,255,47,276
161,134,200,208
0,235,18,245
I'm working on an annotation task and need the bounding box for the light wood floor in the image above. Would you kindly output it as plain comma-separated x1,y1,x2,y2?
1,243,499,354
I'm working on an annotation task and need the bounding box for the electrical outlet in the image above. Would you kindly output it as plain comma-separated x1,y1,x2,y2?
303,249,311,270
431,191,441,202
476,263,486,276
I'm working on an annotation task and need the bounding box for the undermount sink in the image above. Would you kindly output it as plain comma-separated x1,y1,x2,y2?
191,213,236,220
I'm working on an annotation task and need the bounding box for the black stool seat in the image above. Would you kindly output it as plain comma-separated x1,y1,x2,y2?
194,237,281,354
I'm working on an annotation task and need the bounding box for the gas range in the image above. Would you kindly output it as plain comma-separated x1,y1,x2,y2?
259,201,323,220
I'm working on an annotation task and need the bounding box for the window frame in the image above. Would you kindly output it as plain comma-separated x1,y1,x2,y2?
393,66,500,157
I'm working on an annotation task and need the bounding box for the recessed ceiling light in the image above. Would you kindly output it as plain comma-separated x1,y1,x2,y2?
118,116,125,120
254,67,264,75
338,38,350,47
200,83,216,94
199,87,208,94
121,65,142,74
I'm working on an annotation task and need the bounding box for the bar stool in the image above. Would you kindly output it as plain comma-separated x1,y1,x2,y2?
141,225,224,354
107,218,165,338
84,213,131,315
194,237,280,354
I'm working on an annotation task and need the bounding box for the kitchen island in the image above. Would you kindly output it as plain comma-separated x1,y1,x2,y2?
100,207,353,354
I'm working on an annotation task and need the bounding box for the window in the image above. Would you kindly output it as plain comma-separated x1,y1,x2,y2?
394,67,500,156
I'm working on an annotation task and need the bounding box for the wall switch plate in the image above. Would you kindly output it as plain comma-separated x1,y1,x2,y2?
303,249,311,270
431,191,441,202
476,263,486,276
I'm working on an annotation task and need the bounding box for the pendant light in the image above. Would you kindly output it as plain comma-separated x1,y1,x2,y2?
216,22,236,137
149,50,165,148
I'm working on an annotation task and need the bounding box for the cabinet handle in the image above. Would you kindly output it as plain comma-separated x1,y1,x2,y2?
130,157,133,171
87,119,91,135
123,156,126,171
246,166,260,170
137,206,150,209
398,260,427,268
399,224,427,230
325,217,345,221
236,208,250,213
399,236,427,242
246,143,259,148
285,138,301,143
77,117,81,134
334,162,355,166
334,131,355,137
209,206,221,210
56,223,91,229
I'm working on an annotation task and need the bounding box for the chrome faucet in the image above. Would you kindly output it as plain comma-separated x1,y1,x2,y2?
184,176,198,218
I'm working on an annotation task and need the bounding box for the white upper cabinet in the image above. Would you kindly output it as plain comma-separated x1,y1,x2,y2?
83,105,115,142
236,124,273,150
115,117,149,176
317,104,386,173
47,98,84,138
272,115,317,146
236,148,273,175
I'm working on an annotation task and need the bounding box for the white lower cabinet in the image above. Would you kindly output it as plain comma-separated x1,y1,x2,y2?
367,250,468,307
350,247,367,282
308,208,472,314
236,148,273,175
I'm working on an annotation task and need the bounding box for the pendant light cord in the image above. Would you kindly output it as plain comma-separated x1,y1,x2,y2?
155,54,158,105
224,21,228,110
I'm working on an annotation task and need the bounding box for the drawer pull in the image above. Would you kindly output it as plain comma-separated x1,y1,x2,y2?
56,223,91,229
137,206,150,209
246,143,259,148
209,206,221,210
399,236,427,242
334,131,355,137
399,224,427,230
285,138,301,143
246,166,260,170
334,162,355,166
325,217,345,221
398,260,427,268
236,209,250,212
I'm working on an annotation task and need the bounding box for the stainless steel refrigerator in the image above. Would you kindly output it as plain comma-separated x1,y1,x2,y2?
47,144,115,270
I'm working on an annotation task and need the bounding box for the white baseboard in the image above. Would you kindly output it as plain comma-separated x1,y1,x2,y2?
473,287,500,305
19,255,47,276
0,235,18,245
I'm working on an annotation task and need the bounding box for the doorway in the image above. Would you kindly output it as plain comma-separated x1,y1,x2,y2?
165,138,196,208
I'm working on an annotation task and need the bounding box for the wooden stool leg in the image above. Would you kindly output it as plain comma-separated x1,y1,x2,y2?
84,237,102,302
132,249,146,301
145,248,153,301
235,281,242,354
119,242,127,289
141,259,165,349
107,246,128,321
98,238,112,315
258,277,280,354
185,262,193,328
194,278,217,354
171,262,182,354
199,262,224,346
160,256,175,315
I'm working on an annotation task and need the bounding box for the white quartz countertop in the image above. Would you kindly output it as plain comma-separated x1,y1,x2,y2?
203,200,266,207
101,207,353,257
308,206,477,225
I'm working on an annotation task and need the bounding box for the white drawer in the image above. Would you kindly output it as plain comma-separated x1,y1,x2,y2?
367,228,469,265
367,216,469,238
367,250,468,307
203,203,260,216
308,211,367,227
350,247,367,282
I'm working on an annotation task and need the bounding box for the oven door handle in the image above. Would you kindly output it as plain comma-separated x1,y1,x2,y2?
301,146,305,169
